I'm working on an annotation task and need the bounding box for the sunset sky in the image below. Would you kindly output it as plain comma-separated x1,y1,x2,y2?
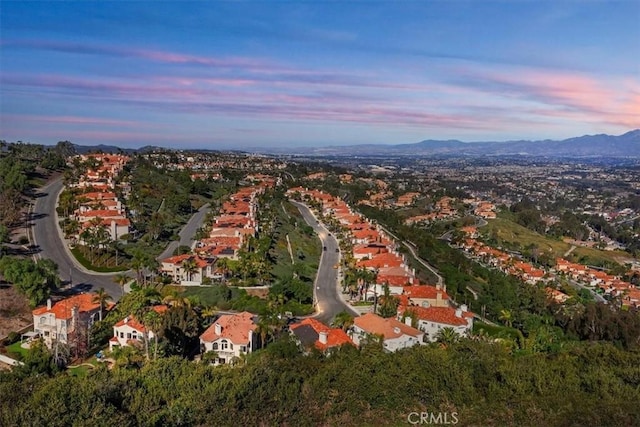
1,1,639,149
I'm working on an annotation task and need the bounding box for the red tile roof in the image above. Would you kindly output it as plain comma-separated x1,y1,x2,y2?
354,313,422,339
200,311,257,345
403,306,472,326
32,293,102,319
289,318,353,350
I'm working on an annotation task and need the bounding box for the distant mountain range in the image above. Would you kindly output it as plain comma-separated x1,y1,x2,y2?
68,129,640,158
256,129,640,157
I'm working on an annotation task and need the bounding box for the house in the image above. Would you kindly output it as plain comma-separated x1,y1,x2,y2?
109,305,168,350
402,284,451,308
351,313,424,352
160,254,217,285
289,318,353,353
200,311,259,365
32,294,104,349
400,305,473,342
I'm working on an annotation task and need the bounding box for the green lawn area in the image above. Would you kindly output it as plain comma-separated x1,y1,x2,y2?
5,340,30,360
270,200,321,283
481,217,570,258
473,321,522,342
480,217,633,267
71,247,129,273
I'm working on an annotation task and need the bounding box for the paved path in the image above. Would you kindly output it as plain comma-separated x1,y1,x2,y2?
290,201,359,324
378,224,444,287
156,203,210,261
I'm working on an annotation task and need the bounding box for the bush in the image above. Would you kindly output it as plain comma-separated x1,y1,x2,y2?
18,236,29,245
5,331,20,345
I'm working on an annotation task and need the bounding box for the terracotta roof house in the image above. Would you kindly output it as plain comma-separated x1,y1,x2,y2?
351,313,424,352
160,254,216,285
400,305,473,342
109,305,168,350
200,311,260,365
289,318,353,353
32,294,104,349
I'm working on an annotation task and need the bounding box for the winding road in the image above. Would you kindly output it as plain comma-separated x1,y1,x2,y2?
290,200,358,324
31,178,123,298
31,178,210,301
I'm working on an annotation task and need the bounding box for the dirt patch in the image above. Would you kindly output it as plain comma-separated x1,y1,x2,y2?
0,284,32,339
244,287,269,299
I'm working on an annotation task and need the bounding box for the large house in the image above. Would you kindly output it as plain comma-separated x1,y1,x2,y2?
351,313,424,352
289,318,353,353
109,305,168,350
200,311,259,365
160,254,217,285
32,294,103,349
400,305,474,342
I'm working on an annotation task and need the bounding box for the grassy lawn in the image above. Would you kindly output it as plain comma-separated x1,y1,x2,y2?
481,218,570,258
71,247,129,272
5,340,30,360
473,321,522,341
270,200,321,283
571,246,633,267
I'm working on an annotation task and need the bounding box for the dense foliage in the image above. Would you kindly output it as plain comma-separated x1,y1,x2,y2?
2,339,640,426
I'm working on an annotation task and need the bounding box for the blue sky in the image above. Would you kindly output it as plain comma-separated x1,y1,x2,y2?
1,1,638,149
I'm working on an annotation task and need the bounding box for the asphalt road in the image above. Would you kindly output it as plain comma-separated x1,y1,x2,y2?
156,203,210,261
290,200,358,324
31,178,124,299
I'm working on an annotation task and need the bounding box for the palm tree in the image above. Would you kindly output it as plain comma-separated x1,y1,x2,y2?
201,306,218,326
144,310,164,360
113,273,129,297
435,327,460,348
92,287,111,321
331,311,354,331
181,257,198,283
499,309,513,328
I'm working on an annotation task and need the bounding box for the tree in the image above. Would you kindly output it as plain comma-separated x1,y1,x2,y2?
92,287,111,321
377,283,399,318
144,309,164,360
435,327,460,348
331,311,354,331
113,273,130,297
499,309,513,328
181,257,198,283
0,257,59,307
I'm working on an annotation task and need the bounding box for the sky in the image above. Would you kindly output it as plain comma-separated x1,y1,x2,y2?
1,1,639,149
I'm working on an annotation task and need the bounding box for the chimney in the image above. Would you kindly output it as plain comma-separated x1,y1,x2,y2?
455,308,463,318
319,331,328,344
47,299,52,310
436,291,442,303
436,283,441,291
215,323,222,335
461,304,468,312
404,317,412,326
124,316,129,324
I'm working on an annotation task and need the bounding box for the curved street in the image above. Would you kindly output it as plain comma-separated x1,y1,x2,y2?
290,200,359,324
31,178,124,298
31,178,210,301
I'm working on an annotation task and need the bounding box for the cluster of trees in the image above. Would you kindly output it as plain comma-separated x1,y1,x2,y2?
0,256,60,307
2,337,640,426
0,141,71,228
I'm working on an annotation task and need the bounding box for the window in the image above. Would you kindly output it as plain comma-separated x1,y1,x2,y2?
221,340,228,350
120,332,124,338
212,342,218,350
229,343,233,350
240,346,246,353
127,333,132,339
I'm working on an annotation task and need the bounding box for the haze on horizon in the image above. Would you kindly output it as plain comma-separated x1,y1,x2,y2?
1,1,639,150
